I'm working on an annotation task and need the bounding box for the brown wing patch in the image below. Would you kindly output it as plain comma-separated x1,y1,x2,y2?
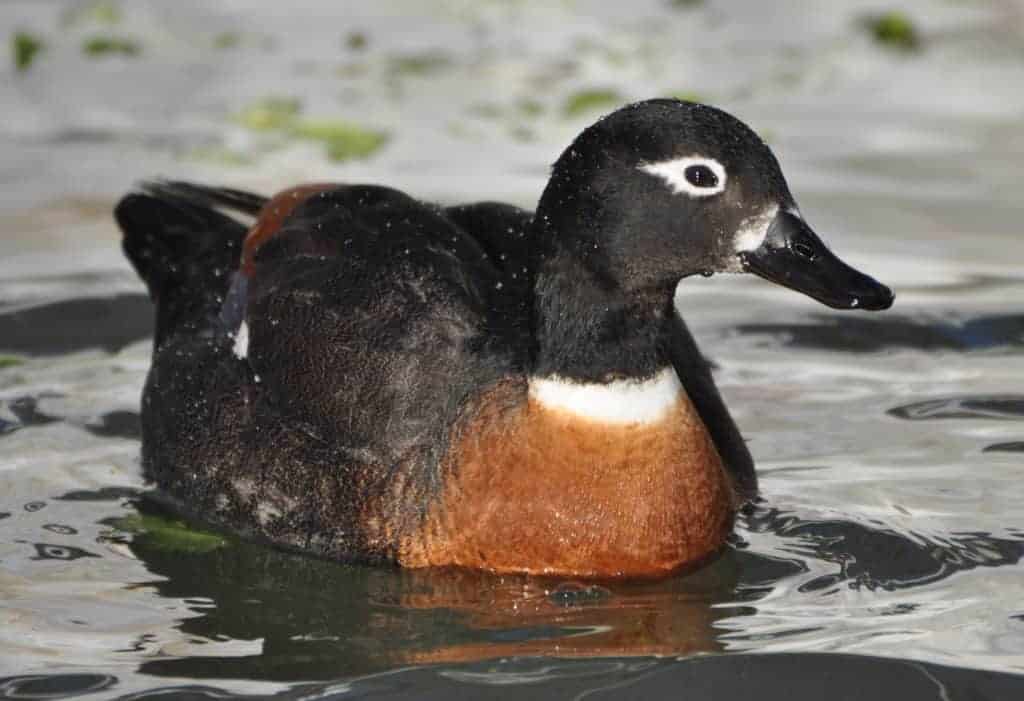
241,183,336,276
399,381,736,578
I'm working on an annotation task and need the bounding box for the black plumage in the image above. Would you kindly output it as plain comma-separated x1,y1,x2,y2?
117,99,893,568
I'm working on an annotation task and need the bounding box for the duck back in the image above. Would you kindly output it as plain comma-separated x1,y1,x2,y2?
118,183,530,561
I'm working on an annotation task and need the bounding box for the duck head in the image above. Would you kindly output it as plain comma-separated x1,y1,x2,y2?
535,99,893,311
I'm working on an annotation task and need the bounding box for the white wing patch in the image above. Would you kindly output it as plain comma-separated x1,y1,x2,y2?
232,320,250,360
638,156,727,198
529,367,683,424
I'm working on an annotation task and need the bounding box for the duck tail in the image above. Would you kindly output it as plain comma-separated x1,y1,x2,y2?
115,180,267,348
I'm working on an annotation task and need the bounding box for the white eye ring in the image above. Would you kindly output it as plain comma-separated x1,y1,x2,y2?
638,156,727,197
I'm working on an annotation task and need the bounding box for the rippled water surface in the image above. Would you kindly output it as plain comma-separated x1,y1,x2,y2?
3,0,1024,698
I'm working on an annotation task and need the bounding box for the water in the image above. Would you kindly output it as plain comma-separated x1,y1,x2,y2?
3,0,1024,697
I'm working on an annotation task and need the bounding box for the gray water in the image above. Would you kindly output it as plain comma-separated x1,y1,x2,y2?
2,0,1024,698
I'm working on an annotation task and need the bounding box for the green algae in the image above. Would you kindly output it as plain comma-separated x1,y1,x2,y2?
388,50,452,77
863,11,922,52
345,31,368,51
0,355,25,369
516,97,544,117
563,88,623,118
291,120,389,162
112,513,228,554
233,98,388,162
82,35,141,58
62,1,122,27
233,97,302,131
186,146,254,167
213,31,241,50
13,31,44,72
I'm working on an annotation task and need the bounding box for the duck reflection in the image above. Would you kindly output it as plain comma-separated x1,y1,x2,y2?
120,501,739,682
113,497,1024,684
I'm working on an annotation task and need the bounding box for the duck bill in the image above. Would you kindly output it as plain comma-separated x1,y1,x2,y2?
739,211,894,311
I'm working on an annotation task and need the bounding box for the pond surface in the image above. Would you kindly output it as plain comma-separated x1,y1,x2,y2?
2,0,1024,698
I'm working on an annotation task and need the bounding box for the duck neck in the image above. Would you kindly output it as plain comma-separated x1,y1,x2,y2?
530,245,675,383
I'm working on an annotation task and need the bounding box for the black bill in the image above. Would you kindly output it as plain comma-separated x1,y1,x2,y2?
740,210,894,311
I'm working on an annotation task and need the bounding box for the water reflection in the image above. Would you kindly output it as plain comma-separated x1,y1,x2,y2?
288,654,1024,700
8,653,1023,701
83,411,142,440
735,311,1024,353
0,397,141,441
985,442,1024,453
104,496,1024,684
0,673,117,700
0,395,62,436
30,543,101,561
54,487,142,502
889,396,1024,421
0,294,151,355
744,505,1024,593
117,502,738,682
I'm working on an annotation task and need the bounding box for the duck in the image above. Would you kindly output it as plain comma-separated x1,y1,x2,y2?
116,99,893,579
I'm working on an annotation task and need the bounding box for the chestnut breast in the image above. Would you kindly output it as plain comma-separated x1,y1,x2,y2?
399,372,736,578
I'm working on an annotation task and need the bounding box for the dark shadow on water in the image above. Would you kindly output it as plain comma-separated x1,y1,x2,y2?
0,395,62,435
97,498,1024,686
735,312,1024,353
0,395,141,441
6,654,1022,701
55,486,142,502
83,410,142,440
985,442,1024,453
0,673,116,700
743,505,1024,593
29,542,102,561
0,294,152,355
250,653,1024,701
889,396,1024,421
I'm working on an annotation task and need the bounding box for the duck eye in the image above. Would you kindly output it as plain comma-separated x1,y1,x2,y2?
638,156,727,197
684,165,718,189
